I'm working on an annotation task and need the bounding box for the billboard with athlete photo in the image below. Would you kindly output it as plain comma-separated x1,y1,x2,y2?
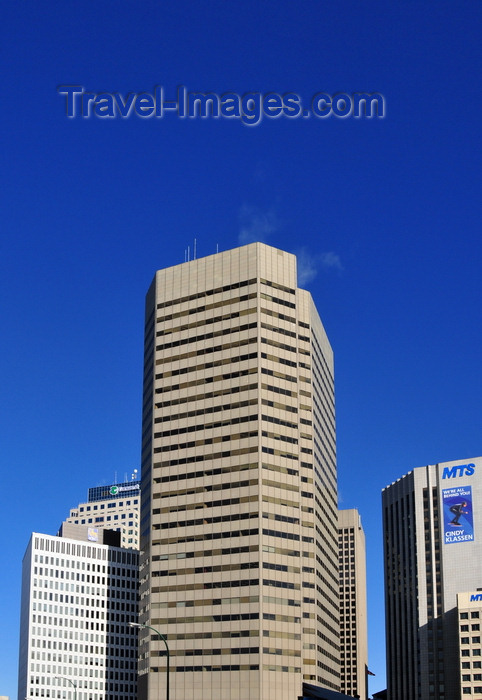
442,485,474,544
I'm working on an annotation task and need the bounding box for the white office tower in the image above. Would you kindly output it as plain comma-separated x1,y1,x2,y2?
65,476,141,549
18,527,138,700
338,509,368,699
138,243,339,700
382,457,482,700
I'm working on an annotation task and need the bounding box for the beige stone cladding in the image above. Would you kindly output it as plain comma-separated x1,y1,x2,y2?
338,509,368,699
139,243,339,700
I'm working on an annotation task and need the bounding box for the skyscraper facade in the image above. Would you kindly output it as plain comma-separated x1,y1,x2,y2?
338,509,368,699
18,527,138,700
382,457,482,700
138,243,339,700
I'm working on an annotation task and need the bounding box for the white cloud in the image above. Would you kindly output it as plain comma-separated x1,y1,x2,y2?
238,204,279,245
297,248,343,287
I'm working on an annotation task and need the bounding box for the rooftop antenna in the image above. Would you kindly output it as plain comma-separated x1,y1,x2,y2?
194,238,197,260
132,468,138,481
187,245,190,262
124,472,128,483
184,248,187,263
114,471,117,484
216,243,219,253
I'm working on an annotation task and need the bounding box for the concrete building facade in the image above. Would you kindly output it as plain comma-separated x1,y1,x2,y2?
338,509,368,699
18,528,138,700
457,591,482,697
138,243,339,700
382,457,482,700
65,477,141,549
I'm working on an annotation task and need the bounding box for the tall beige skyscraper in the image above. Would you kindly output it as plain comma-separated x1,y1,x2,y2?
338,509,368,699
138,243,339,700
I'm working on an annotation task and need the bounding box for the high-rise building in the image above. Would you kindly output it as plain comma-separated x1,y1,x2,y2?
338,509,368,699
456,591,482,697
18,527,139,700
138,243,339,700
65,475,141,548
382,456,482,700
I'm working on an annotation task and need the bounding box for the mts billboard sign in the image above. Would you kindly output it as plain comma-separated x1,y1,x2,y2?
442,463,475,479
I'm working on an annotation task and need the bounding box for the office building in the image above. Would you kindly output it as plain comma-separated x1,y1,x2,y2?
338,509,368,699
138,243,339,700
457,591,482,697
382,456,482,700
18,527,139,700
65,475,141,549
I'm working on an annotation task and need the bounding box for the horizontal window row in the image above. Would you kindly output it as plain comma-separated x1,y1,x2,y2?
153,429,258,453
261,307,296,324
260,278,295,296
152,544,259,563
261,321,297,340
263,647,301,657
155,381,257,410
153,476,259,502
262,413,298,429
152,612,260,626
172,663,259,672
156,307,257,337
152,561,259,578
153,461,257,487
261,336,297,354
154,334,256,369
154,398,258,425
262,382,297,398
153,491,258,515
154,527,259,546
156,278,256,311
154,367,258,396
263,512,300,526
263,578,299,590
155,351,257,380
152,578,259,593
153,511,258,531
153,413,257,439
184,646,259,656
152,445,258,471
154,321,257,354
261,366,297,383
260,351,297,368
153,595,259,608
173,630,259,640
156,292,257,325
262,446,297,460
262,430,298,445
260,291,296,308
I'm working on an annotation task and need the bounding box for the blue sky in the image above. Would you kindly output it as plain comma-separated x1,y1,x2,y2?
1,1,481,697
